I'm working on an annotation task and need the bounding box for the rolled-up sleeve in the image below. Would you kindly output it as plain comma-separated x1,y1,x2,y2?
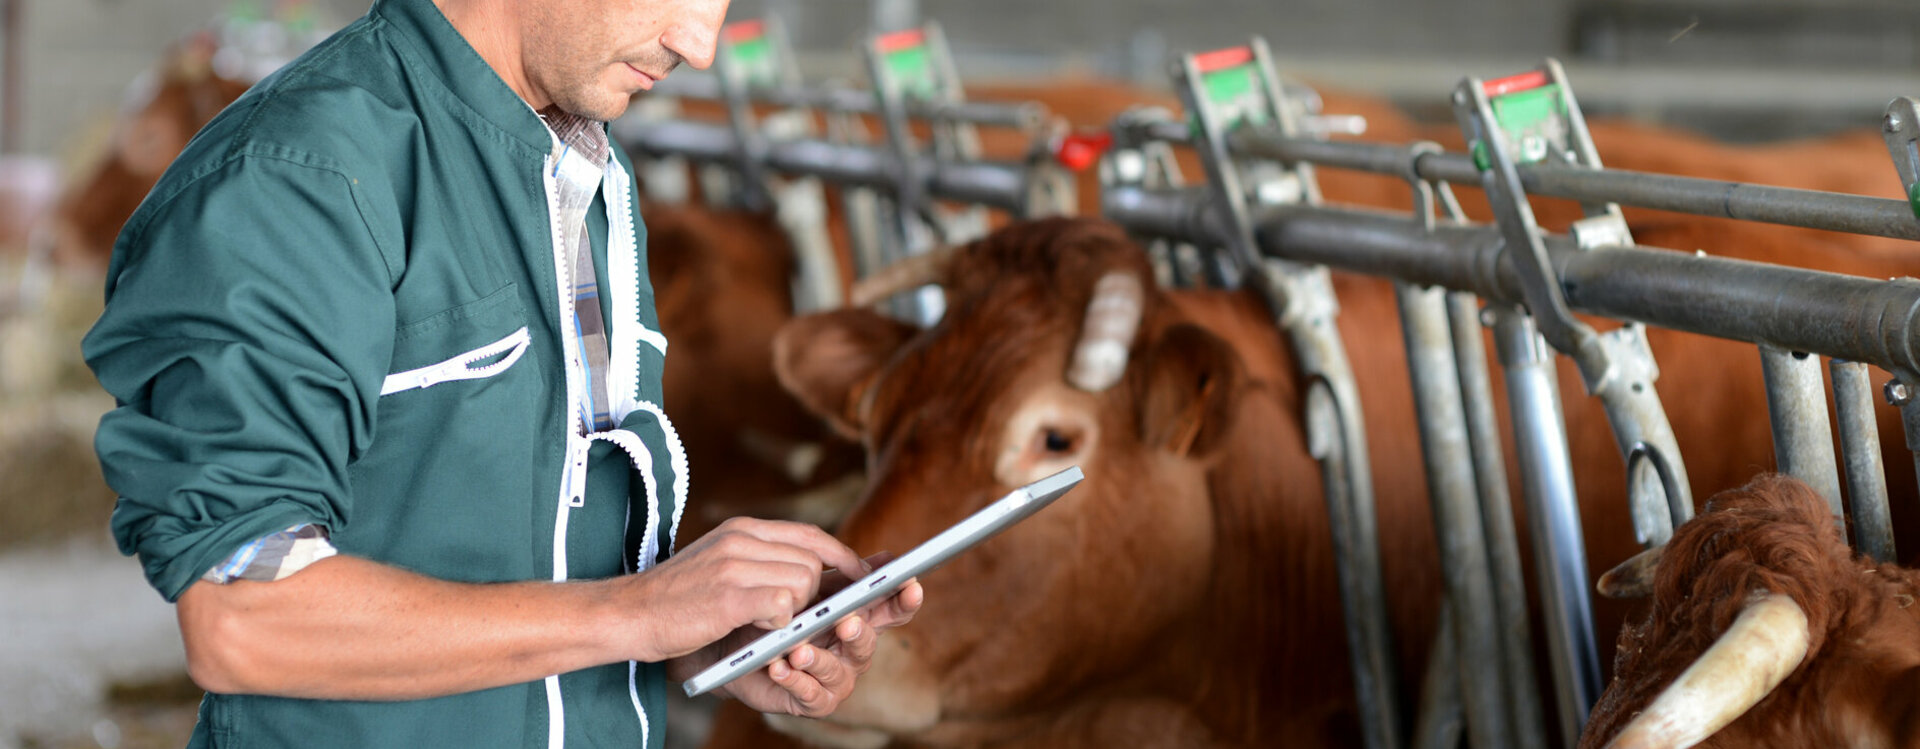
84,151,396,602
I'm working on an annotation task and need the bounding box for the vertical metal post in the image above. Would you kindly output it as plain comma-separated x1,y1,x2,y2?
1759,347,1845,530
1297,294,1401,749
1490,306,1600,747
1832,361,1893,562
2,0,19,155
1892,376,1920,543
1396,283,1512,749
1448,292,1545,749
1413,604,1464,749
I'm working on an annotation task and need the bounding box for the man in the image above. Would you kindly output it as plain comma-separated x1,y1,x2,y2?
83,1,921,747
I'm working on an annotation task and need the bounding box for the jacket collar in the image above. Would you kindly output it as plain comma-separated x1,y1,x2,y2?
372,0,551,152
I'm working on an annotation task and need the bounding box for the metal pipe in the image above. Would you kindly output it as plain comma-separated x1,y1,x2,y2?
1831,360,1893,562
1900,381,1920,516
1397,283,1514,749
1490,307,1602,746
620,122,1038,211
1230,130,1920,242
1301,376,1401,749
1414,606,1465,749
1119,200,1920,379
653,75,1045,129
1760,347,1847,529
1448,292,1547,749
2,0,19,154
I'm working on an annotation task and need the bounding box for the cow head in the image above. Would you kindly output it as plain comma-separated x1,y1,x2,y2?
770,217,1247,744
1583,474,1920,749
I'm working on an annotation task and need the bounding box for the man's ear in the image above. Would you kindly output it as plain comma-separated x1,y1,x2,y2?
1136,323,1242,458
773,309,918,440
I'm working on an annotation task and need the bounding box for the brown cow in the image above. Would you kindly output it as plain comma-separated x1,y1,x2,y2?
755,217,1444,747
645,204,866,545
705,209,1917,747
1579,473,1920,749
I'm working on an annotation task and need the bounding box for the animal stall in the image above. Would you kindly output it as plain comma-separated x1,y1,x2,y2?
1101,39,1920,749
615,21,1920,749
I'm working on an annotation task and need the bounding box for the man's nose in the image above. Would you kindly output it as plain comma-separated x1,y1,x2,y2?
660,6,725,71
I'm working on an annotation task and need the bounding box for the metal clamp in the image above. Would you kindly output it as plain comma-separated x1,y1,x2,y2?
1453,60,1694,540
1882,97,1920,221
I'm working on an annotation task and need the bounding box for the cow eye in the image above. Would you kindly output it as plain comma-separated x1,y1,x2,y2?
1042,428,1074,453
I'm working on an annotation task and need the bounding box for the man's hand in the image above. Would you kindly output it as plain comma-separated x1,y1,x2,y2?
655,539,925,718
614,517,871,663
704,564,923,717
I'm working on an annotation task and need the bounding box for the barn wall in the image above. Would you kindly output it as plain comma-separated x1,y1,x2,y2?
18,0,1920,157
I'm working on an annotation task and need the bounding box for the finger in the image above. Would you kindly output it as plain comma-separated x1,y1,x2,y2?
768,646,842,717
833,616,877,672
732,571,821,629
861,579,924,631
790,643,858,713
728,518,869,578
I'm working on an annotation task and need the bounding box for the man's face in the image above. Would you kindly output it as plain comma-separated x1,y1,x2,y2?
522,0,729,121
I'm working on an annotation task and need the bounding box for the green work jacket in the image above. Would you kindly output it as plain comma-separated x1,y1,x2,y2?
84,1,684,746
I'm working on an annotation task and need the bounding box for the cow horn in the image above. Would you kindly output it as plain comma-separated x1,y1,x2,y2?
1604,592,1810,749
848,245,961,308
1597,544,1665,599
1067,272,1144,392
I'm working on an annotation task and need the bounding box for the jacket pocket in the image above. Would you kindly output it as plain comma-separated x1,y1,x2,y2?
380,326,529,395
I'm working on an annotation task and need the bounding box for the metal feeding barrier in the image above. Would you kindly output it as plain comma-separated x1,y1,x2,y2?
614,17,1920,749
1104,36,1920,749
613,16,1077,322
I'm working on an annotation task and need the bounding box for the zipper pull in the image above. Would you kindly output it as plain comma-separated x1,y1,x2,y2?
567,438,589,508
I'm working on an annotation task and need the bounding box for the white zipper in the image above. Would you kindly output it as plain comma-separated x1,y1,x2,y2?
378,327,529,396
542,138,584,749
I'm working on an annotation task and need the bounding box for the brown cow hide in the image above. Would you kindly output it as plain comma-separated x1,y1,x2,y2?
1580,474,1920,748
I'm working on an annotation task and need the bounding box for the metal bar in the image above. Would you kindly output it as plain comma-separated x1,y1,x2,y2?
1489,307,1602,744
1760,347,1847,529
653,74,1044,129
1831,360,1893,563
2,0,19,154
1414,605,1465,749
619,121,1036,212
1447,292,1546,749
1114,200,1920,379
1397,283,1513,749
1302,372,1402,749
1899,380,1920,517
1229,130,1920,242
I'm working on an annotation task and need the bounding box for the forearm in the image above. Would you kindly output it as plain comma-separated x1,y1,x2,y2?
176,555,645,700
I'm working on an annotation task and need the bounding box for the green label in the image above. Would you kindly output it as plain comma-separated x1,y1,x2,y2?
729,36,776,85
1491,83,1567,165
883,47,937,96
1198,65,1269,129
1909,182,1920,221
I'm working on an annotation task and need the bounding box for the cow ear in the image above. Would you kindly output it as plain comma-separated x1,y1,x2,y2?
1137,323,1242,458
774,308,917,440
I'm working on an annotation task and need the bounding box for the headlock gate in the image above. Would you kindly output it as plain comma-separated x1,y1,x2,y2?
615,18,1920,749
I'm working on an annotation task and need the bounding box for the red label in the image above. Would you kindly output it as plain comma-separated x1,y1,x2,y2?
721,19,765,44
876,28,927,53
1482,70,1549,97
1053,131,1114,172
1192,46,1254,74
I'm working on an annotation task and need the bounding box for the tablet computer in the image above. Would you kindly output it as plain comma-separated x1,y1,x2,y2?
682,465,1084,697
